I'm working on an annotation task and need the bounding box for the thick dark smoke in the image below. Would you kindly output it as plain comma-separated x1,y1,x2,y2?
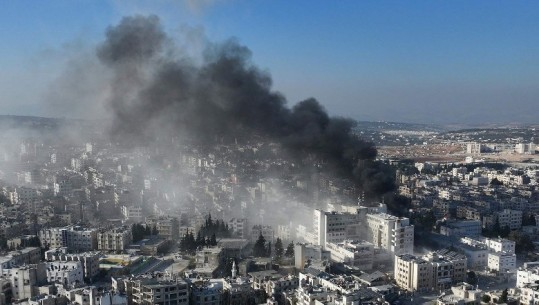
95,15,394,198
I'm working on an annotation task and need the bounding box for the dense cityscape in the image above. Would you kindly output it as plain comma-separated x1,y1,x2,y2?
1,115,539,305
2,3,539,305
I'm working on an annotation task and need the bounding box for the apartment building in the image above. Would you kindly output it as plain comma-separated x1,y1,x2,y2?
97,226,133,252
45,248,100,281
145,216,179,241
312,209,366,247
228,218,249,239
394,250,467,292
366,213,414,255
114,276,189,305
39,226,98,251
45,261,84,287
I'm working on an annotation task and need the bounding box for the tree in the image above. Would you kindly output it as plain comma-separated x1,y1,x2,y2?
482,295,491,303
274,238,284,260
266,242,272,257
210,233,217,246
285,242,294,258
253,234,267,257
466,271,478,286
490,178,503,186
499,288,508,303
132,223,146,242
152,225,158,236
508,231,535,254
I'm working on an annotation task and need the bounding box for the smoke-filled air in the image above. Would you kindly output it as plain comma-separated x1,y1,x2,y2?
87,15,395,199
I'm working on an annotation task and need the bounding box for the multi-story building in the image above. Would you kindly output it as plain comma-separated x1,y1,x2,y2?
97,226,133,252
228,218,249,239
44,248,100,281
312,209,366,247
366,213,414,255
39,226,98,251
325,240,374,271
45,261,84,287
122,206,143,223
440,220,481,238
496,209,523,230
250,225,274,243
520,283,539,305
460,237,516,272
1,264,47,301
188,279,223,305
145,216,179,241
0,247,41,273
113,276,189,305
394,250,467,292
517,262,539,288
488,252,516,273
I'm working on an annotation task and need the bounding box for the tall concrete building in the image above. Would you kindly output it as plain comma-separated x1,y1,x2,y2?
394,250,467,292
312,209,366,247
366,213,414,255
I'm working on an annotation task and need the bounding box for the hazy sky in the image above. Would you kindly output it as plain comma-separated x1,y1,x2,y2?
1,1,538,124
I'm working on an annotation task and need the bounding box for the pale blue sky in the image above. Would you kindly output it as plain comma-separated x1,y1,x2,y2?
1,1,538,124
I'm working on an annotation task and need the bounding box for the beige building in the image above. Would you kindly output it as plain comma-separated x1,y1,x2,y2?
395,250,467,292
97,226,132,252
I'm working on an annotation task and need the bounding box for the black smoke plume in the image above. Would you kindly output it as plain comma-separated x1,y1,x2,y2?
95,15,394,198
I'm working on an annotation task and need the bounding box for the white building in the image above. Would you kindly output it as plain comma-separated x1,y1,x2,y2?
44,247,100,280
517,262,539,288
487,252,516,273
366,213,414,255
325,240,374,271
46,261,84,287
312,209,366,248
1,264,47,301
440,220,481,238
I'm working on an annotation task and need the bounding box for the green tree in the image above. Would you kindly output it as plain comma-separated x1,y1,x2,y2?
285,242,294,258
274,238,284,260
466,271,478,286
210,233,217,246
499,288,508,303
481,295,491,303
152,225,158,236
253,234,267,257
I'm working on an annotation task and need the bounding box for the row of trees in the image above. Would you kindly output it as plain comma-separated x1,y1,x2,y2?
132,223,158,242
179,214,232,253
252,235,294,260
179,230,218,253
199,214,232,239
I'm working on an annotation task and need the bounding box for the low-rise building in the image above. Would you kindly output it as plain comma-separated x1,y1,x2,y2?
325,240,374,271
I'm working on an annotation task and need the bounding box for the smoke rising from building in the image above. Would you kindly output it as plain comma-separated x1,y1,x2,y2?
75,15,395,198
